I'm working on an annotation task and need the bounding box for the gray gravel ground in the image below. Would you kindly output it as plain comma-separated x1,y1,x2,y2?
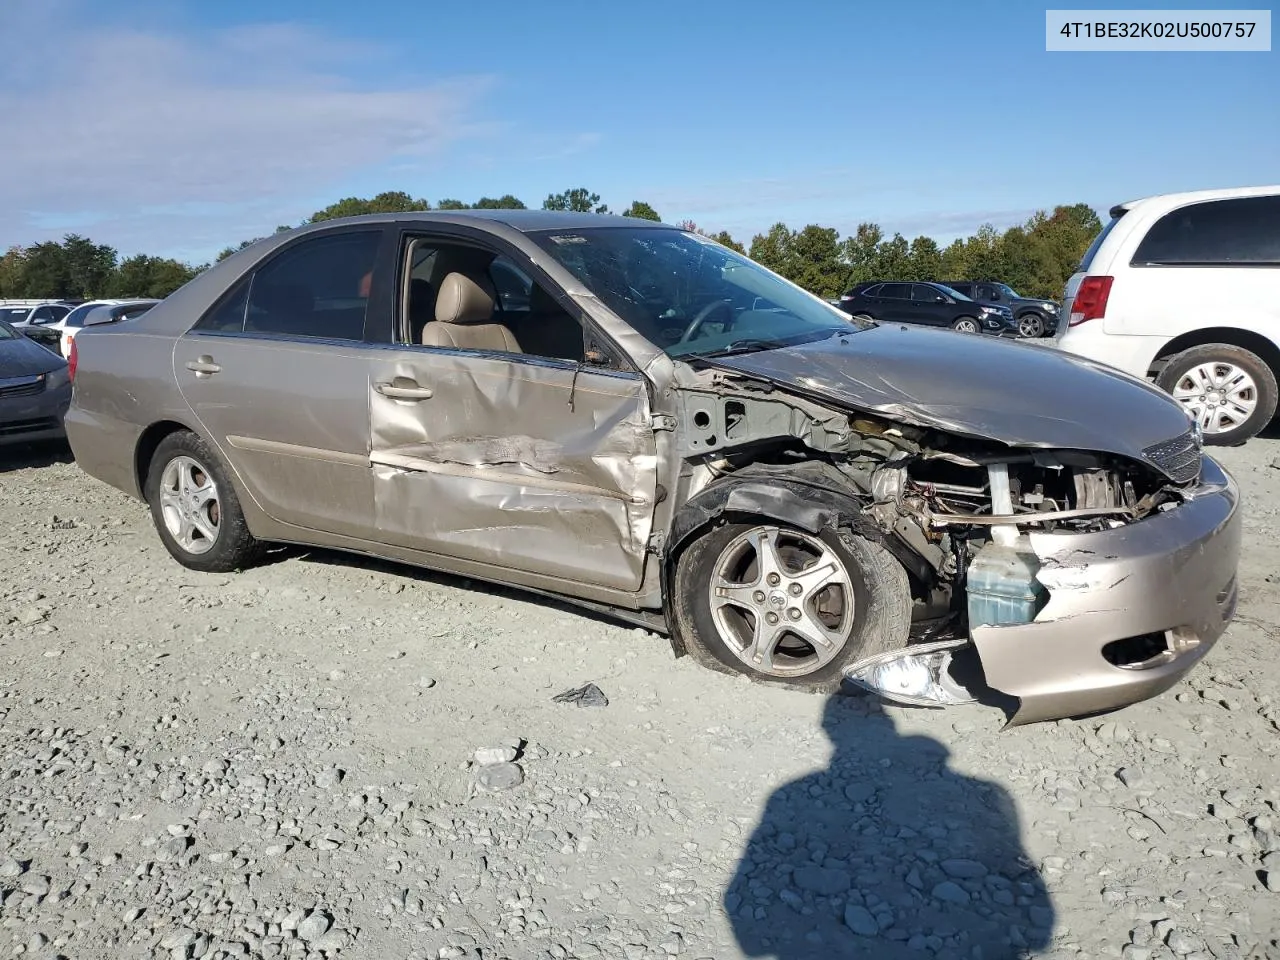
1,437,1279,960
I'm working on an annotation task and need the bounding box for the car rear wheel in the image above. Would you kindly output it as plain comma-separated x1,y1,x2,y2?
671,522,911,692
1017,314,1045,338
951,317,980,333
1154,344,1278,446
144,430,263,571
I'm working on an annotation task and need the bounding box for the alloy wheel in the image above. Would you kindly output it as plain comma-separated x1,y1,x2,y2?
1017,315,1044,338
158,455,221,555
707,526,854,678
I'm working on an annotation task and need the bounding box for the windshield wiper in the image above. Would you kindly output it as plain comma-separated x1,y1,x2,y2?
699,338,784,358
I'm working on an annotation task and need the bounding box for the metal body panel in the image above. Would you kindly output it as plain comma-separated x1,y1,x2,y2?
172,333,374,539
708,323,1193,459
972,457,1241,725
366,346,658,592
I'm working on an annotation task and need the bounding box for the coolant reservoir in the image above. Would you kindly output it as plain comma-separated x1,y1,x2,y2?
966,540,1049,628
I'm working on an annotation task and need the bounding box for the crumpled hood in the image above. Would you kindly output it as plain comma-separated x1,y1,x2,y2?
707,324,1194,460
0,334,64,379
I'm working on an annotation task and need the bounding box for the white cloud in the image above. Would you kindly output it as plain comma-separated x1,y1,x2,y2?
0,4,496,261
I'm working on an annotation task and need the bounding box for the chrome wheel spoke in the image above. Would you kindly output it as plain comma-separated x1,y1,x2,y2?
706,526,855,679
159,455,220,555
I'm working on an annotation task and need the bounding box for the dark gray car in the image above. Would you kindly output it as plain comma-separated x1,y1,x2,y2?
63,212,1239,725
0,320,73,446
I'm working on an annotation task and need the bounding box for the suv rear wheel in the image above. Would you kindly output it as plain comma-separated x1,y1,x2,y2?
1154,343,1278,445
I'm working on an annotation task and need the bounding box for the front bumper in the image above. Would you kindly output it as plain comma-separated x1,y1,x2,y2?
0,379,72,446
971,455,1241,725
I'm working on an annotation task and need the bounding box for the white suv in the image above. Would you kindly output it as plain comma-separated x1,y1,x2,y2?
1056,185,1280,445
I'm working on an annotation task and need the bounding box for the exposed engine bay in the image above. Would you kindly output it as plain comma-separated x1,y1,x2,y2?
669,368,1205,710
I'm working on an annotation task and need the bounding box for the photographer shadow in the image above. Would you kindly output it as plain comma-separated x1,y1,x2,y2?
727,695,1053,959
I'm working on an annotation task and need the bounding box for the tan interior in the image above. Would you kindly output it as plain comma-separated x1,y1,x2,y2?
420,272,523,353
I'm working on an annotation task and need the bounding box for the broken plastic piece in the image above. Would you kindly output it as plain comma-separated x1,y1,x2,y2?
552,683,609,708
842,639,976,707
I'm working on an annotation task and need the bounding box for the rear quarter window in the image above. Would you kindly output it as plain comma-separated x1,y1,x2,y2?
1132,196,1280,266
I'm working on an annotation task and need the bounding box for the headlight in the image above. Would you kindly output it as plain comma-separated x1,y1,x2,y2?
980,306,998,314
1043,302,1059,313
44,366,71,390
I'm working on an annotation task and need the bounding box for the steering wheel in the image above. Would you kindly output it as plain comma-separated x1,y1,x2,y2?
678,299,735,343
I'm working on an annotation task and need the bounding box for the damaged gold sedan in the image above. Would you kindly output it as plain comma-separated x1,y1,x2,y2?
63,212,1241,725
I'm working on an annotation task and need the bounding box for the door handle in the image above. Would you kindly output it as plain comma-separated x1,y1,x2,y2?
185,356,221,377
375,381,433,401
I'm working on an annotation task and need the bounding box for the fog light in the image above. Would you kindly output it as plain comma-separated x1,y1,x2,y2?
843,639,976,707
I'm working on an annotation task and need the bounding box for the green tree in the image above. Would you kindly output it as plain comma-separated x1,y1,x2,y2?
908,236,943,281
309,190,430,222
0,246,25,297
62,234,117,298
622,200,661,221
109,255,199,298
436,198,468,210
543,188,608,214
839,223,884,287
938,238,970,280
872,233,911,281
474,195,526,209
17,242,71,298
748,223,792,275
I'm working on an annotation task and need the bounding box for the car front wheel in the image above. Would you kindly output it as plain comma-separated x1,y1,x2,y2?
951,317,980,333
144,430,263,571
672,522,911,692
1017,314,1045,338
1154,344,1278,446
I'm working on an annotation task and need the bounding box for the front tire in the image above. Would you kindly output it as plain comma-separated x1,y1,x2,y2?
1017,313,1045,338
144,430,263,571
671,522,911,693
1154,344,1278,446
952,316,980,333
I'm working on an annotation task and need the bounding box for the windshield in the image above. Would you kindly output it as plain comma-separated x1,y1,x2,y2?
0,307,29,324
933,283,972,302
0,320,16,340
528,227,868,358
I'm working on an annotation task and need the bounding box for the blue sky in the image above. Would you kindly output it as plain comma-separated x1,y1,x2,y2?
1,0,1276,263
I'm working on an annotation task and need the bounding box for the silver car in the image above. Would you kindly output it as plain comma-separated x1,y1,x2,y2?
64,212,1241,725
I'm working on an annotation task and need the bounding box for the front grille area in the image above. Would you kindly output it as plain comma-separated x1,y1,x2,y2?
0,416,58,438
1142,429,1201,484
0,375,45,400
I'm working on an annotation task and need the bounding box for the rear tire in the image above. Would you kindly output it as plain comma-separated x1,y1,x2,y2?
1154,344,1278,446
952,316,980,333
144,430,263,571
671,521,911,693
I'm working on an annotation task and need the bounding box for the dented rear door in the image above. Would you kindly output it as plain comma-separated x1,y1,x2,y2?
366,348,659,592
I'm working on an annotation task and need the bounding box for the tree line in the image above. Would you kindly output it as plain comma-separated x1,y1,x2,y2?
0,187,1101,304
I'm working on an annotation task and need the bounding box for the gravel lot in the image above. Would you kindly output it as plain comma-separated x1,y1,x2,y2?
1,436,1279,960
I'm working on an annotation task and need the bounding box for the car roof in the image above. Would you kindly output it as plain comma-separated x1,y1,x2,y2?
301,209,676,233
1110,183,1280,218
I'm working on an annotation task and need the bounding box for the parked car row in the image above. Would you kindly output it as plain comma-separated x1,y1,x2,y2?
834,280,1060,339
0,298,159,358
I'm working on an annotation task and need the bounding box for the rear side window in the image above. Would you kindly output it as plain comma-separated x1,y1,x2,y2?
860,284,882,297
1078,213,1125,271
1132,196,1280,266
878,283,910,299
195,230,381,340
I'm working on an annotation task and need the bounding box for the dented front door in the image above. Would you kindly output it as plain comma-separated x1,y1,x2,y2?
366,349,659,592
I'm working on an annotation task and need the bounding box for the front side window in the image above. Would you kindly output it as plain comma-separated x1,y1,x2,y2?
1133,196,1280,266
233,231,381,340
912,284,944,302
528,227,864,359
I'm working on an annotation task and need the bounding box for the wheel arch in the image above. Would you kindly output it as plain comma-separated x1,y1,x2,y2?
134,419,199,496
1149,327,1280,381
659,470,932,657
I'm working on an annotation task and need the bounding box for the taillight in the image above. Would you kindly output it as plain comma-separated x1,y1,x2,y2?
1068,276,1113,327
68,337,78,382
